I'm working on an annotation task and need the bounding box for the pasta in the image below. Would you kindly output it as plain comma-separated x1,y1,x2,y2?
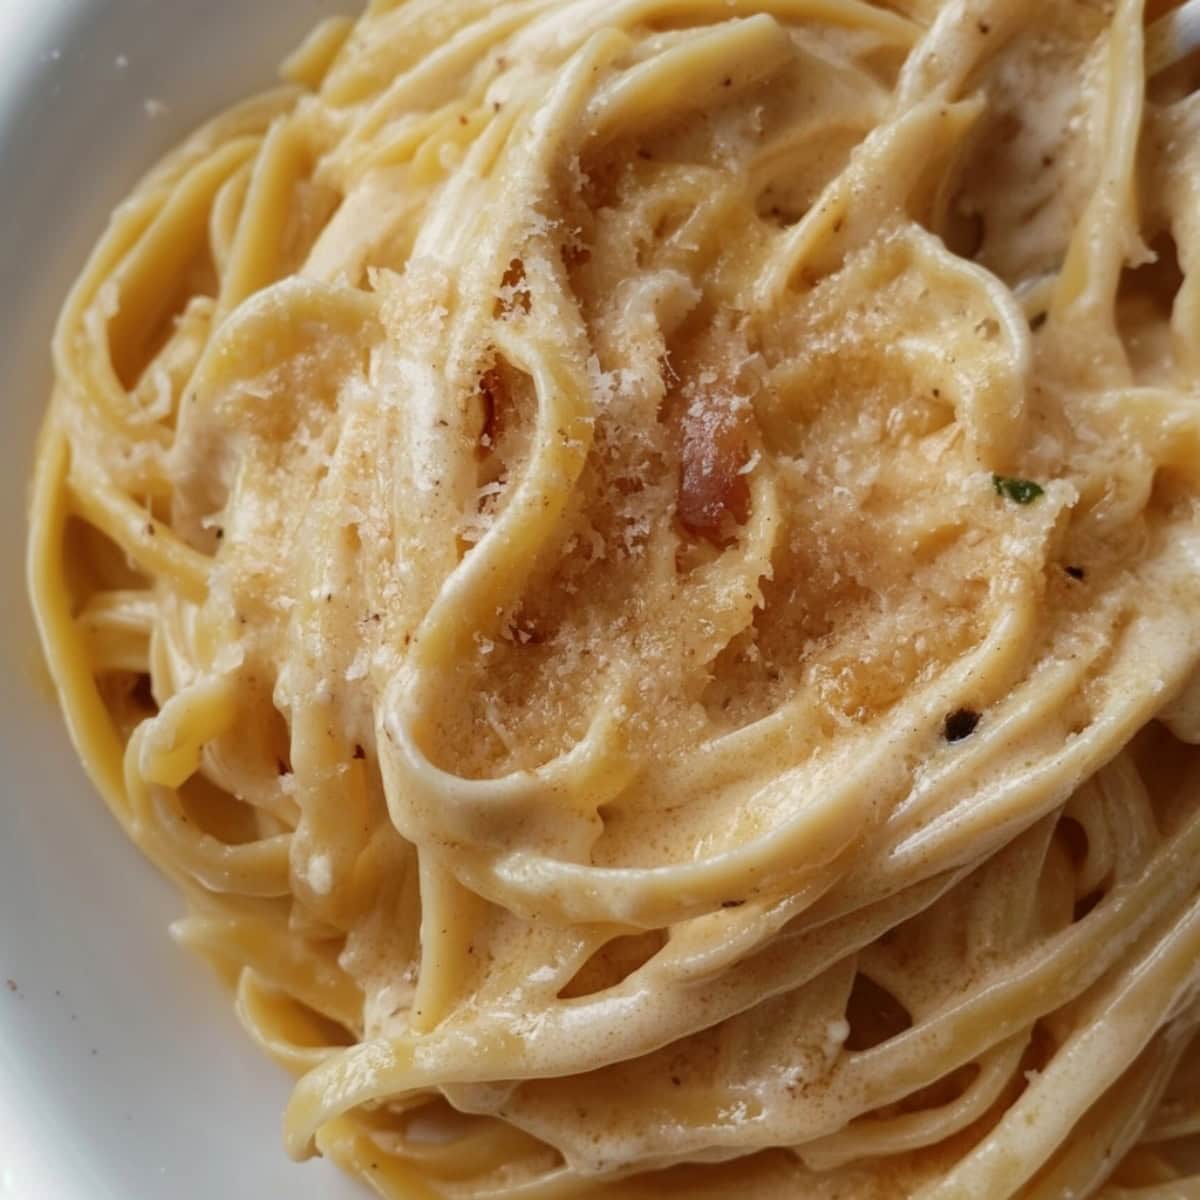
26,0,1200,1194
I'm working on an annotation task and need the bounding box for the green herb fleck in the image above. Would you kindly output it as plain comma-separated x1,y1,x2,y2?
993,475,1044,505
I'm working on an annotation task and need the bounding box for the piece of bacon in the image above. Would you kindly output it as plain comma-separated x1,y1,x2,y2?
478,364,507,456
497,257,531,316
677,393,753,542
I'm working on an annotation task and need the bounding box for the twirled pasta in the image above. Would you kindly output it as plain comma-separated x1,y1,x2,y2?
27,0,1200,1195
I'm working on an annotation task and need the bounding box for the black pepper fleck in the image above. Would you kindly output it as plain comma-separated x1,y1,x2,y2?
944,708,981,742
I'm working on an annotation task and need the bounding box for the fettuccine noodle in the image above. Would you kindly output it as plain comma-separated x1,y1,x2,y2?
27,0,1200,1195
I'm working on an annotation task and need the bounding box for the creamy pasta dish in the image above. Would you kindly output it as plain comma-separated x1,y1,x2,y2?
27,0,1200,1195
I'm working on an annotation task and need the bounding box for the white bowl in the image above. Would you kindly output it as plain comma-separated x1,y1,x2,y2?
0,3,361,1196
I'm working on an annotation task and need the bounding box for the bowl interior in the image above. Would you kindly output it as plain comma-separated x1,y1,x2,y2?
0,3,360,1196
